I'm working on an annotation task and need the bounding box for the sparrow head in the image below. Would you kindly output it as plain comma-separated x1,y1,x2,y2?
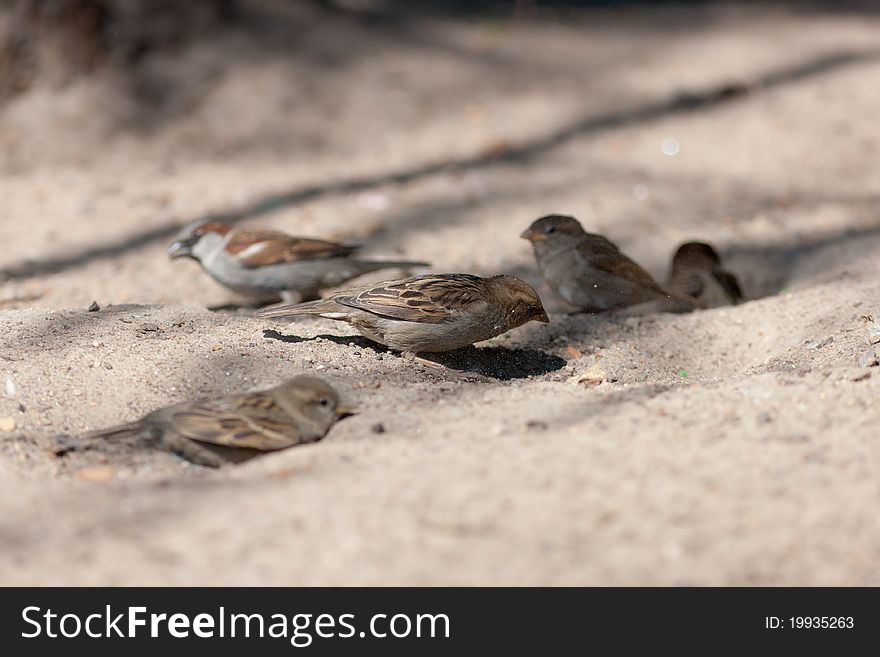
488,275,551,326
672,242,722,271
520,214,587,243
167,220,233,261
273,376,353,432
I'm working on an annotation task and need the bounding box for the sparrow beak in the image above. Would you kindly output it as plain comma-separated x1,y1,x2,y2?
167,231,203,259
535,309,551,324
336,404,356,419
167,241,192,259
520,227,546,242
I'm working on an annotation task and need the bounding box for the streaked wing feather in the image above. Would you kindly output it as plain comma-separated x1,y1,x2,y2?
333,274,485,324
227,230,359,268
168,396,303,450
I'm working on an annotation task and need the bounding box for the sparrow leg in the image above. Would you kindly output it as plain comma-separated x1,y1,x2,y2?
400,351,447,370
416,357,443,369
399,351,494,382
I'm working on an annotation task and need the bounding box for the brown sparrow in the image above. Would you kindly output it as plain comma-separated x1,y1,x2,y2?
667,242,743,309
521,214,695,314
168,220,430,303
257,273,550,356
64,376,352,468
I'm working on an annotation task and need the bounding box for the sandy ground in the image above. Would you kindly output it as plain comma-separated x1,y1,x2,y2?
1,1,880,585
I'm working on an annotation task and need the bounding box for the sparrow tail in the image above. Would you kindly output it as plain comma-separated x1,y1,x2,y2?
256,298,341,319
80,422,142,441
53,422,142,456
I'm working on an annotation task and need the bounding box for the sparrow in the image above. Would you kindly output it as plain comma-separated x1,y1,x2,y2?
521,214,695,314
256,273,550,356
168,220,430,304
667,241,743,309
60,376,352,468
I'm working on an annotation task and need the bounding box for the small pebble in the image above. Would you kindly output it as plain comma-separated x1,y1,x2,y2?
371,423,386,434
75,466,115,482
87,301,101,312
0,417,16,432
526,420,548,431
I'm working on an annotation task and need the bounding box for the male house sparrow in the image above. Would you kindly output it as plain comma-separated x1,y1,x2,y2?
667,241,743,309
168,220,430,303
62,376,351,468
521,214,695,314
257,273,550,356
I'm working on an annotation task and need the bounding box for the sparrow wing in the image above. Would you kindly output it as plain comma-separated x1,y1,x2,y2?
333,274,487,324
576,235,655,284
586,249,665,290
226,230,360,268
712,269,744,304
164,393,305,451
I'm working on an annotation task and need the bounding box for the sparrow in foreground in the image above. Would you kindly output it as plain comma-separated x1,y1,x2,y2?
256,273,550,356
667,241,743,309
521,214,695,314
168,220,430,304
59,376,351,468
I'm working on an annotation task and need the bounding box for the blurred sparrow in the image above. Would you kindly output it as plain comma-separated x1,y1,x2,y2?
521,214,695,314
667,241,743,309
168,220,429,303
61,376,352,468
257,273,550,356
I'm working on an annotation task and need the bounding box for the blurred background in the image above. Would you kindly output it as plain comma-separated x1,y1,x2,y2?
1,0,879,309
3,1,880,587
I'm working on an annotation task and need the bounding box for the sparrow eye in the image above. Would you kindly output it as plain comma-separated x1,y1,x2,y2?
318,398,330,407
545,226,556,234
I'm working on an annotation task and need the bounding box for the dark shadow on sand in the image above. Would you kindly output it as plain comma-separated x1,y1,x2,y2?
419,345,566,380
262,329,565,380
263,330,390,352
